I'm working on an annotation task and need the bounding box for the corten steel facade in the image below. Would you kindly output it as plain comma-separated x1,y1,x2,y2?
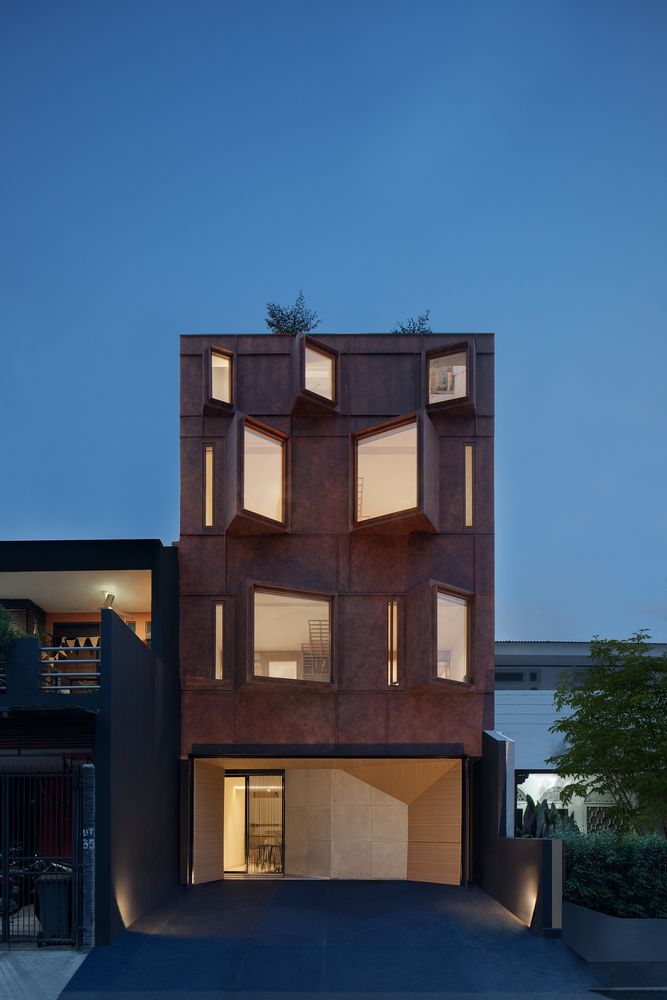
179,333,494,758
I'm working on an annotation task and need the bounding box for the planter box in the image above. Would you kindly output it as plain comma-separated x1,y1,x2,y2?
563,900,667,963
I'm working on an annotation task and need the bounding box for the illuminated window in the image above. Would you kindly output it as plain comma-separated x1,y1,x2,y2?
387,600,399,686
254,589,331,683
428,350,467,405
305,345,334,401
243,424,285,523
204,444,214,527
214,603,224,679
355,420,417,523
436,591,469,682
211,350,232,404
464,443,474,528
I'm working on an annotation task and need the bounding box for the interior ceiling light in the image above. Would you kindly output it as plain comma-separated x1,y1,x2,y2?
102,593,115,609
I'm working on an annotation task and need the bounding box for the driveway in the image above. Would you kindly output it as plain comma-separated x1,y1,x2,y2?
63,879,600,998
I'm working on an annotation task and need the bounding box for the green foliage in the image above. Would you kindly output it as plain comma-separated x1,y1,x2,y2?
518,794,578,838
547,631,667,836
392,310,431,334
264,291,320,335
0,605,23,662
562,830,667,918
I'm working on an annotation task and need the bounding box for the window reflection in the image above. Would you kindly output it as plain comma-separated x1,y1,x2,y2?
243,426,284,523
436,591,468,682
428,351,467,405
356,421,417,522
305,346,334,401
254,589,331,683
211,351,232,403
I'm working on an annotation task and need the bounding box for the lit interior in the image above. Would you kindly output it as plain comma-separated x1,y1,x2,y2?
464,443,474,527
428,351,467,404
214,603,224,679
243,426,284,523
305,345,334,400
436,591,468,682
254,589,331,683
211,351,232,403
204,445,214,527
356,421,417,522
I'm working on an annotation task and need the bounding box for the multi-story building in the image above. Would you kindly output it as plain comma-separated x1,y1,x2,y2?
179,331,494,885
0,539,179,946
494,639,667,834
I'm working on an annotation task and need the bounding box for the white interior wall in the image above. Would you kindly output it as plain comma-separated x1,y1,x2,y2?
284,768,408,879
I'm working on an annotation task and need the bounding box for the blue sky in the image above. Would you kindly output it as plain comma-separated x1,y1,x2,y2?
2,0,666,639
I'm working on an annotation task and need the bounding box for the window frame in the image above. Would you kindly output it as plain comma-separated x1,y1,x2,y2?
204,345,235,410
432,583,474,688
351,413,422,529
240,418,289,528
425,342,474,412
248,582,335,687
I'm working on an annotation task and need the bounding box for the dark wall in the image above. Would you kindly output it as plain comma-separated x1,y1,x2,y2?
95,607,179,944
180,333,495,757
480,730,560,935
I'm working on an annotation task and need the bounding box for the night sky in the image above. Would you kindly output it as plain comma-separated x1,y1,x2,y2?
2,0,666,640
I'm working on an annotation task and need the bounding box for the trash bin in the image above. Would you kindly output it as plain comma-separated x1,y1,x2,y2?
35,872,72,943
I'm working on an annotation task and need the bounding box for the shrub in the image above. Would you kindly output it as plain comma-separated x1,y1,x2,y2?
562,830,667,918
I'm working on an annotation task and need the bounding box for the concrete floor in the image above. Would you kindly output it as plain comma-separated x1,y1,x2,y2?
0,947,85,1000
63,879,601,998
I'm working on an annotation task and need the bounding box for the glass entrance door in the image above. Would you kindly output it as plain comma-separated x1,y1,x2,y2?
223,772,284,875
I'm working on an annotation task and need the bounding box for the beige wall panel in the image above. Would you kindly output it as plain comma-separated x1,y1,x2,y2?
407,842,461,885
340,759,457,804
407,761,461,886
193,761,224,884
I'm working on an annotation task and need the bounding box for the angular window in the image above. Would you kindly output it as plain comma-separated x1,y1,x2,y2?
305,345,334,401
464,443,474,528
214,603,224,680
387,599,399,686
436,591,469,682
211,350,232,404
204,444,214,527
253,588,331,683
355,420,417,523
428,350,467,405
243,424,285,524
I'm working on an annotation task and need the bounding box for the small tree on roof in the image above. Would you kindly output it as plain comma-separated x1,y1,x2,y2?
392,310,431,334
265,291,320,335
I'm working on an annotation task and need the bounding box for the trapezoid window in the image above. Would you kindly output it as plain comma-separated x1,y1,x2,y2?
355,419,418,523
253,588,331,683
428,350,467,405
305,344,335,401
436,590,469,683
243,424,285,524
211,350,233,404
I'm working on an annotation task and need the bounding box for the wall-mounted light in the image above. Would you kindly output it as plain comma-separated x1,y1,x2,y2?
102,593,115,609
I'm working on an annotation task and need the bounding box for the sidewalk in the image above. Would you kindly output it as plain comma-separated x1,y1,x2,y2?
0,948,85,1000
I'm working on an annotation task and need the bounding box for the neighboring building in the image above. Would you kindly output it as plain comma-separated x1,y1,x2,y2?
0,539,179,946
179,331,495,885
494,639,667,833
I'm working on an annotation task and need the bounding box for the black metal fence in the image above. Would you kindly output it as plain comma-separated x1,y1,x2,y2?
0,767,82,946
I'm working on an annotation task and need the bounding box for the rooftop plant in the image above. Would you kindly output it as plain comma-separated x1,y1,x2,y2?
265,291,320,335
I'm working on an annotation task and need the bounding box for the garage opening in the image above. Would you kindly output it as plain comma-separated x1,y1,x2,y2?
190,758,463,887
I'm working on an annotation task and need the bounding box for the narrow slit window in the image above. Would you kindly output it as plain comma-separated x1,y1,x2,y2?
464,444,474,527
204,445,214,527
214,603,224,679
211,351,232,404
387,599,399,686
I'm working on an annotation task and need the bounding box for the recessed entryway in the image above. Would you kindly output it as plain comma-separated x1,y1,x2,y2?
190,757,464,886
